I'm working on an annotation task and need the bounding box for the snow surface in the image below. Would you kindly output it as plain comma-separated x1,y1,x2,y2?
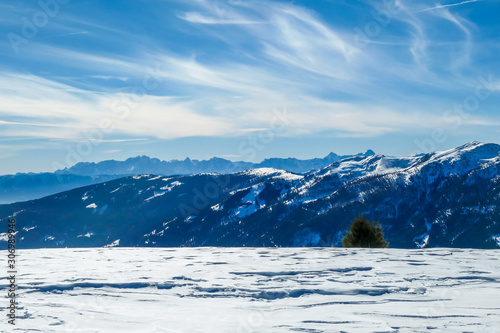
104,239,120,248
239,168,304,180
77,232,95,238
144,191,167,202
1,248,499,332
110,185,125,194
490,234,500,247
0,232,16,242
159,181,182,192
231,185,266,219
210,203,223,211
132,175,150,179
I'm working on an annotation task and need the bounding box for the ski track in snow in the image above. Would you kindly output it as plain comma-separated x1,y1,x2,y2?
1,248,499,332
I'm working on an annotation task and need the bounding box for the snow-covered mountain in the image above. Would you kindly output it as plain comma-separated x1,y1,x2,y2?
0,151,372,204
1,142,499,248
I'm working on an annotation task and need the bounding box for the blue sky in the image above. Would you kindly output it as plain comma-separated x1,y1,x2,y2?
1,0,499,174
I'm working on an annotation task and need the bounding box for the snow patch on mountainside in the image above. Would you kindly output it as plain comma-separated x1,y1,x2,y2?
241,185,264,204
144,191,166,202
110,185,125,193
105,239,120,247
184,215,196,223
77,232,95,238
233,205,259,219
211,203,223,211
490,234,500,247
320,155,417,180
413,220,433,248
0,232,17,241
232,185,266,219
274,172,303,181
132,175,150,179
240,168,303,181
160,181,182,191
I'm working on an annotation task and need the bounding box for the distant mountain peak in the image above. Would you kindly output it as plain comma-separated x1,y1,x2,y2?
466,140,482,146
454,141,491,151
325,152,339,158
363,149,376,156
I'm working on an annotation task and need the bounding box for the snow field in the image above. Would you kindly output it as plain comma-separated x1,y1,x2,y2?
1,247,499,332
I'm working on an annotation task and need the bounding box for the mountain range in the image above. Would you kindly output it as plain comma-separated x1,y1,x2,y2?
1,141,499,249
56,150,375,176
0,150,374,204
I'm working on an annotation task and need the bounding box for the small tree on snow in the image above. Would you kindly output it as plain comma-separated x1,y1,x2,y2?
342,214,389,248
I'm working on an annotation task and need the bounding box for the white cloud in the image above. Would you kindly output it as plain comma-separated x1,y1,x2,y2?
42,31,90,39
180,12,263,25
417,0,480,13
430,7,473,71
0,73,232,141
183,1,359,77
90,75,129,81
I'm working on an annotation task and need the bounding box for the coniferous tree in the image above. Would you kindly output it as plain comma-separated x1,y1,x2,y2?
342,214,389,248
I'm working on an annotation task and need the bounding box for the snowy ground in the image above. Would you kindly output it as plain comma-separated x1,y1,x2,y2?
2,247,500,332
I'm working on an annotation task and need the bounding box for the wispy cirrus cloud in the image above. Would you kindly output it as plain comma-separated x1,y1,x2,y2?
180,12,263,25
103,149,122,154
432,8,474,71
180,1,358,78
0,73,233,141
417,0,481,13
41,31,90,39
178,0,264,25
